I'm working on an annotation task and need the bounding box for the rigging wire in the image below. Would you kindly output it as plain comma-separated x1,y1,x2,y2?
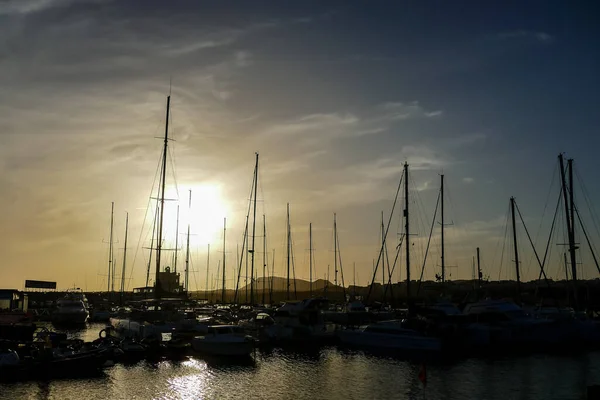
365,170,404,302
514,201,550,285
126,148,163,291
496,201,511,281
417,190,441,295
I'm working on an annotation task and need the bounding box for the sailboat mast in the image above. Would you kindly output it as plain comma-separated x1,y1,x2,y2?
477,247,482,289
568,159,577,282
510,197,521,303
353,261,356,297
245,222,249,303
108,201,114,294
262,214,266,304
270,248,275,303
206,244,210,299
309,222,313,297
120,212,128,303
174,205,179,273
404,162,411,299
222,217,227,303
287,203,291,301
250,153,259,305
184,190,191,294
559,154,578,308
441,174,445,283
334,213,338,289
381,211,385,300
155,95,170,299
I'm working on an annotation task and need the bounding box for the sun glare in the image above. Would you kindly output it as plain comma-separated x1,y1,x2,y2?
162,184,228,248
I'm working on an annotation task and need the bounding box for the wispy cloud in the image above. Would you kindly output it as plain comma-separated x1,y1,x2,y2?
0,0,84,15
378,101,443,121
260,101,442,146
495,30,554,44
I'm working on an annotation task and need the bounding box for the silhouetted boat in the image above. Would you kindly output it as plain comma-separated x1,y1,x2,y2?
192,325,255,356
337,320,441,352
52,289,89,325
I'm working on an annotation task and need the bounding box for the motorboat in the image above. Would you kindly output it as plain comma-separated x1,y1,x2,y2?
264,298,336,342
52,289,89,325
337,320,441,352
192,325,255,357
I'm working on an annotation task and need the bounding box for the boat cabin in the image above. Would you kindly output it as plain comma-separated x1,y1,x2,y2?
0,290,28,312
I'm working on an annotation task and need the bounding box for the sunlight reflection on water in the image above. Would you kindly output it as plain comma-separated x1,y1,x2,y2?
1,324,599,400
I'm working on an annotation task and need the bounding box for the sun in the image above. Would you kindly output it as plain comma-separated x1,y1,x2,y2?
162,183,228,248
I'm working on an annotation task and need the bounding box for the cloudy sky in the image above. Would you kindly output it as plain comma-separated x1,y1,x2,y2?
1,0,599,292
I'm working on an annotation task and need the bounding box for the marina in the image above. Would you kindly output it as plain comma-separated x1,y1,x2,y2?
2,1,600,399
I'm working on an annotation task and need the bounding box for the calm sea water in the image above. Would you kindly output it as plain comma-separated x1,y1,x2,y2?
1,323,598,400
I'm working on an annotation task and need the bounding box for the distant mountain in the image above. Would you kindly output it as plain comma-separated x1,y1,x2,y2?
239,276,343,293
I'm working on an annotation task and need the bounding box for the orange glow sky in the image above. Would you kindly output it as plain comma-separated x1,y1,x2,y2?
1,1,599,291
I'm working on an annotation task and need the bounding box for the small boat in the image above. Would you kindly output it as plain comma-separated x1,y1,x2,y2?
337,320,442,352
0,345,112,382
192,325,255,357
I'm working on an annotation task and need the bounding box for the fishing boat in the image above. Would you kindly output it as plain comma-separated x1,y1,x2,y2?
191,325,255,356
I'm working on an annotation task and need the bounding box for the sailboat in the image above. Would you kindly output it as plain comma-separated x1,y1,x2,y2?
108,95,208,342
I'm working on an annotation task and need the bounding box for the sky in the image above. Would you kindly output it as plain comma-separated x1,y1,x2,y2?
1,0,600,292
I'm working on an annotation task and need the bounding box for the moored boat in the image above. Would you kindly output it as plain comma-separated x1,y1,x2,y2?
337,320,441,352
192,325,255,356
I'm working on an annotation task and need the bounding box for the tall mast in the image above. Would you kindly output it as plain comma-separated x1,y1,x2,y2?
222,217,226,303
245,222,249,303
270,248,275,304
206,244,210,299
510,197,521,303
262,214,267,304
353,261,356,297
309,222,313,297
120,212,128,304
174,205,180,273
440,174,445,283
404,162,411,300
568,159,578,283
334,213,338,289
476,247,482,289
559,154,578,308
155,95,170,299
287,203,291,301
108,201,114,294
381,211,385,301
250,153,259,305
184,190,191,294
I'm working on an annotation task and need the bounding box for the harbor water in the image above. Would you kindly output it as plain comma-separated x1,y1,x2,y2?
1,324,599,400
